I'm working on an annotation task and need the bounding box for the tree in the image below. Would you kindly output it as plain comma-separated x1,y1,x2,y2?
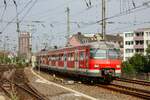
122,61,135,75
146,44,150,56
129,53,147,73
145,44,150,73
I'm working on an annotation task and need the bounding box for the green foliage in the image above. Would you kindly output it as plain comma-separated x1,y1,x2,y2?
122,61,135,74
122,53,149,74
145,44,150,73
129,53,147,73
0,55,28,67
10,91,19,100
146,44,150,55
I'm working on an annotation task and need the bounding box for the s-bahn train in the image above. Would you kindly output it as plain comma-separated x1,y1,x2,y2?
36,42,122,83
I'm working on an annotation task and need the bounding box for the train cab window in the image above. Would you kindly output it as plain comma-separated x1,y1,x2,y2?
80,52,85,60
108,49,119,59
90,48,107,59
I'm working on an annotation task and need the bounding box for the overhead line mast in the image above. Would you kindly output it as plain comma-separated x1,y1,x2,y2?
101,0,106,40
66,7,70,45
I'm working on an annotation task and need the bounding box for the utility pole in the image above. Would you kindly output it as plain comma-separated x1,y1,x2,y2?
66,7,70,45
13,0,20,55
101,0,106,40
26,24,35,62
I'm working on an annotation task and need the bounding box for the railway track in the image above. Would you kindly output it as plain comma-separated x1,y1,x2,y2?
0,79,47,100
116,78,150,86
97,83,150,100
0,66,48,100
36,67,150,99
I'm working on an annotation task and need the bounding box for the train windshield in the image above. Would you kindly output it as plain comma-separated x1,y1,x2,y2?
90,48,119,59
90,49,107,59
108,49,120,59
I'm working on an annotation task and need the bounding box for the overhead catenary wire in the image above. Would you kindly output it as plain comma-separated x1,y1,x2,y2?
35,0,96,24
108,20,150,33
54,0,150,37
31,0,75,20
0,0,33,33
96,1,150,24
34,0,150,37
0,0,9,23
19,0,38,23
41,1,99,27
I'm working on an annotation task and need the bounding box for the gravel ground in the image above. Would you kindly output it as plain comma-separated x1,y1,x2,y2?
25,68,92,100
0,93,10,100
30,68,143,100
113,80,150,90
0,65,39,100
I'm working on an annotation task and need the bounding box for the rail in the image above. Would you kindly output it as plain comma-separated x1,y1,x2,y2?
116,78,150,86
97,83,150,99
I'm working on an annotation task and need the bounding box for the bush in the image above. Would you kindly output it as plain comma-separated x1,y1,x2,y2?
122,61,135,75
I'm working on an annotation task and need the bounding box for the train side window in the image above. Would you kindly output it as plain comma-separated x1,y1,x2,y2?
58,55,61,61
48,56,51,61
68,53,71,61
60,54,63,61
71,53,74,61
80,52,85,60
64,54,67,61
75,51,78,61
68,53,74,61
56,55,59,61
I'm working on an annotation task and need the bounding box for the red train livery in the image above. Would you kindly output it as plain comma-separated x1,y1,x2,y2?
37,42,122,83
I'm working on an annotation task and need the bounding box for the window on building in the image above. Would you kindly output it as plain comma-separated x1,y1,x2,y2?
125,33,134,37
135,40,144,45
146,40,150,45
126,49,133,53
125,41,134,45
146,32,149,36
135,49,144,53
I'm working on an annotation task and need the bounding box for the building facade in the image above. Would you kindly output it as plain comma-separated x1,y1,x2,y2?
19,32,31,59
68,32,123,47
68,32,123,59
123,28,150,61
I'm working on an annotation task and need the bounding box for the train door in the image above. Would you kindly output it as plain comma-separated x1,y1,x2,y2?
74,49,79,71
64,52,67,71
79,50,86,71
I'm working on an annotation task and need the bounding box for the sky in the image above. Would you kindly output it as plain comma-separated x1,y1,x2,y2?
0,0,150,52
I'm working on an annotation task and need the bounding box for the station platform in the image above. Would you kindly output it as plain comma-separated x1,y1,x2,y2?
24,67,98,100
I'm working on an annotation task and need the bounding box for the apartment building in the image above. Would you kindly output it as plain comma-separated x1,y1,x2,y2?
123,28,150,61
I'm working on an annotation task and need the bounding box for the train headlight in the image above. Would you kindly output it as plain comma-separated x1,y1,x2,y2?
94,64,99,68
116,65,121,68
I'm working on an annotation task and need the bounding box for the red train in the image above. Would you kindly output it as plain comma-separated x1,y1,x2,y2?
37,42,121,83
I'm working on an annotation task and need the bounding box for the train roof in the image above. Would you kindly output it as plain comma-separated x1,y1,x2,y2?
51,41,119,52
84,41,119,49
38,41,119,56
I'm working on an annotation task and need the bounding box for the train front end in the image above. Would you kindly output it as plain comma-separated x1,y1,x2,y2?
88,43,122,82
